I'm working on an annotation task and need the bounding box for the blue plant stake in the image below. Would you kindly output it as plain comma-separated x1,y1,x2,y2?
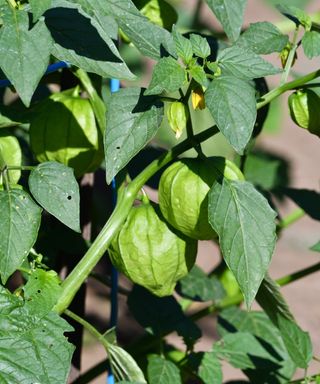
107,78,120,384
0,61,70,88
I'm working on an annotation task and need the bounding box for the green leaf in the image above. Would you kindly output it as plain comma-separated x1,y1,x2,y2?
256,275,294,325
213,332,279,369
138,0,178,30
145,57,186,96
147,356,181,384
302,31,320,59
128,286,201,348
23,269,62,318
256,275,312,369
208,179,277,307
172,26,193,64
217,307,296,382
243,151,289,191
29,162,80,233
0,286,74,384
0,114,20,128
237,22,289,54
205,76,256,154
105,0,176,60
188,64,209,87
105,88,163,184
205,0,247,42
198,352,222,384
277,4,312,30
277,317,312,369
29,0,52,20
310,241,320,252
107,343,147,383
68,0,119,39
0,10,53,106
0,132,22,185
190,34,211,59
0,190,42,284
46,1,135,80
178,265,225,302
218,45,281,79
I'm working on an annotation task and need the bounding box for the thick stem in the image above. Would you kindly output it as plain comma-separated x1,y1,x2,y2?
257,69,320,109
53,192,134,314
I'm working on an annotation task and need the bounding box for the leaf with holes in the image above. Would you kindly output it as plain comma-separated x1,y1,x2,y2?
208,179,277,307
29,162,80,232
23,269,62,318
205,76,256,154
0,9,53,106
0,285,74,384
205,0,247,42
147,356,181,384
105,88,164,184
0,189,42,284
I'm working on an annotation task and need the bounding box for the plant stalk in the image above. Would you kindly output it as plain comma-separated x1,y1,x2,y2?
277,208,305,229
277,261,320,286
280,26,299,85
257,69,320,109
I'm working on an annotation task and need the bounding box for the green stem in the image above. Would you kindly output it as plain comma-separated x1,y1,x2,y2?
160,96,179,102
7,165,35,171
65,309,103,343
290,373,320,383
257,68,320,109
277,208,305,230
280,27,300,85
54,125,219,314
277,261,320,286
2,168,10,191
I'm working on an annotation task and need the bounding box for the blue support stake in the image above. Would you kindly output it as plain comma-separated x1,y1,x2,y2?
0,61,70,88
107,78,120,384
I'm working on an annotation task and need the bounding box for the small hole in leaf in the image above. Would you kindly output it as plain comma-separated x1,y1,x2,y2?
37,289,41,294
67,195,72,200
116,146,120,149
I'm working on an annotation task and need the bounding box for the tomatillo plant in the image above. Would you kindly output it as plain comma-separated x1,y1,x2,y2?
0,1,320,383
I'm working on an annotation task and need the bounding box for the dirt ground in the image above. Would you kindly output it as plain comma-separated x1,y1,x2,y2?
78,1,320,382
